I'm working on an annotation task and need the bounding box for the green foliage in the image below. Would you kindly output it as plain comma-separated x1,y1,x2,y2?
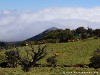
46,56,57,67
29,45,47,66
89,48,100,69
46,39,59,43
72,35,81,39
20,57,30,72
37,40,47,44
81,33,89,39
0,39,100,73
0,67,100,75
20,41,34,47
20,41,27,46
93,29,100,37
87,27,93,37
7,43,15,49
17,45,47,72
76,27,87,34
0,53,5,63
35,27,100,43
40,29,73,43
0,42,6,49
5,50,19,68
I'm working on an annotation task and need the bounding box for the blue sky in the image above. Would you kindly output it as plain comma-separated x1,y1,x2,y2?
0,0,100,41
0,0,100,10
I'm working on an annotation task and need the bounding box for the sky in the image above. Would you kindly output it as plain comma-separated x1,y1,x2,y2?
0,0,100,10
0,0,100,42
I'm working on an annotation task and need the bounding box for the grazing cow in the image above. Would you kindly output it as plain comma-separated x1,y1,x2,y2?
55,52,60,57
68,39,71,42
76,39,79,41
71,39,75,42
75,39,79,41
26,44,28,46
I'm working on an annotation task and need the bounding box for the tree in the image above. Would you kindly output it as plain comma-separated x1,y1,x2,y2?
93,29,100,37
81,33,89,39
0,53,6,64
29,45,47,66
40,29,73,43
0,42,6,49
64,29,73,40
20,41,27,46
76,27,87,35
5,50,19,68
16,45,47,71
87,27,93,37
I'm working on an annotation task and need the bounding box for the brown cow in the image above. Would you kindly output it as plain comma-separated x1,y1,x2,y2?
26,44,28,46
71,39,75,42
68,39,71,42
55,52,60,57
76,39,79,41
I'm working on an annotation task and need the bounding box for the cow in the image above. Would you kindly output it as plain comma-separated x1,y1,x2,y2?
71,39,75,42
26,44,28,46
55,52,60,57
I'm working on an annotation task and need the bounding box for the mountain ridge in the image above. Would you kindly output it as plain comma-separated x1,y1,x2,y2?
26,27,59,41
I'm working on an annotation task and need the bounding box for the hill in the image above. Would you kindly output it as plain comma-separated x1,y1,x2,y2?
1,39,100,65
26,27,59,41
0,39,100,75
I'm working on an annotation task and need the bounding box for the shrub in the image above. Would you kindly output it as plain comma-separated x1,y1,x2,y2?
0,53,5,63
89,49,100,69
46,56,57,67
0,53,7,68
5,50,19,68
93,29,100,37
1,45,47,72
81,33,89,39
20,57,30,72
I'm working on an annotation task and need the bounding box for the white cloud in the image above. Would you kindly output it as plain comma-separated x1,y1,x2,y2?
23,7,100,22
0,7,100,41
0,16,15,26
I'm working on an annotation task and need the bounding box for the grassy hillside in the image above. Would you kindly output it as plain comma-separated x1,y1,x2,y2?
39,39,100,65
0,67,100,75
0,39,100,75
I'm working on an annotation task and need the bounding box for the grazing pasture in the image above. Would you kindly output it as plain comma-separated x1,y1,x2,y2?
0,39,100,75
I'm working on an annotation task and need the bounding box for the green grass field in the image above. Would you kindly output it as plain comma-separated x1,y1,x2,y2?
0,67,100,75
0,39,100,75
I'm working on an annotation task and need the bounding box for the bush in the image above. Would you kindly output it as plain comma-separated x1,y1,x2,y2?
0,53,5,63
20,57,30,72
1,45,47,72
5,50,19,68
89,49,100,69
0,53,8,68
46,56,57,67
81,33,89,39
93,29,100,37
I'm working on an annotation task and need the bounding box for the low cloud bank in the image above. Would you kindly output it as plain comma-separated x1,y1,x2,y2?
0,7,100,41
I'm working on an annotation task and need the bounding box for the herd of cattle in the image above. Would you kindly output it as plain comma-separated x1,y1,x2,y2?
67,38,80,42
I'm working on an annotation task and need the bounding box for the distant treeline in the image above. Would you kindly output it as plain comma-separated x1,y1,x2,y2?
37,27,100,43
0,27,100,49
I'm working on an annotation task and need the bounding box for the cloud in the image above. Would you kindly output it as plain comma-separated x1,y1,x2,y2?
36,7,100,22
0,7,100,41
